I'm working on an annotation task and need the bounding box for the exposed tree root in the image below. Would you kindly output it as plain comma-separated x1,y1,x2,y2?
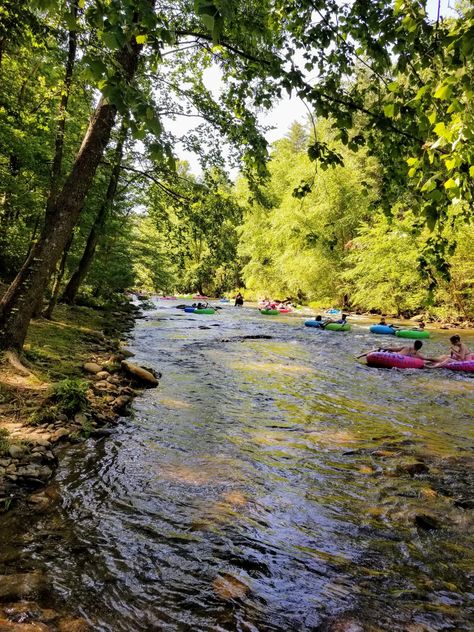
2,350,32,377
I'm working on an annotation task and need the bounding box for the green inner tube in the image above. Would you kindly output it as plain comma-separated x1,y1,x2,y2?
194,308,215,314
324,323,351,331
260,309,280,315
395,329,430,339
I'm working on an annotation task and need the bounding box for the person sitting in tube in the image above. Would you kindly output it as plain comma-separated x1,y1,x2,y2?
379,316,399,329
430,335,473,367
320,313,348,328
382,340,426,359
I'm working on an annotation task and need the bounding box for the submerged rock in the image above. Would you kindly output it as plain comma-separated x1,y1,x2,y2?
0,572,49,601
415,513,440,531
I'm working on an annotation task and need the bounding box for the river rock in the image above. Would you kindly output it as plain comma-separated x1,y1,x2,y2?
0,620,51,631
27,452,45,464
94,371,110,381
74,413,88,425
50,428,70,443
57,617,91,632
16,465,53,482
119,386,136,397
0,459,11,467
7,446,25,459
398,462,429,476
107,375,121,385
111,395,132,415
0,572,49,601
121,361,159,386
83,362,102,374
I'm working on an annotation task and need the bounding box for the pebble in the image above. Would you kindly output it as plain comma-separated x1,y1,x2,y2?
8,446,25,459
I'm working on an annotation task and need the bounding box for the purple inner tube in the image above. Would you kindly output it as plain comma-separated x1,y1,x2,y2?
366,351,425,369
443,360,474,372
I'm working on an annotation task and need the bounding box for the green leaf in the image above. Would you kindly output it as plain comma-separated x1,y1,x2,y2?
469,166,474,178
383,103,395,118
444,178,457,189
428,111,437,125
387,81,398,92
433,122,447,138
136,34,147,44
434,84,452,100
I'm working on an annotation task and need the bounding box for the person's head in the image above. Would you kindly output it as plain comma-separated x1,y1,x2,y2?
419,321,425,329
315,315,322,321
450,335,460,345
414,340,423,350
342,313,347,321
380,316,386,324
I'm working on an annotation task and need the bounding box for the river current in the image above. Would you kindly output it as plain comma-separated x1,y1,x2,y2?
2,301,474,631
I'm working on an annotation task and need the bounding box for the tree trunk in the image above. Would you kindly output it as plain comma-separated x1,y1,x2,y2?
62,121,127,304
0,32,143,351
47,0,78,212
43,234,74,319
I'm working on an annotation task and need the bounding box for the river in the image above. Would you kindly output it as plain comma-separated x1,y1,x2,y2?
2,301,473,631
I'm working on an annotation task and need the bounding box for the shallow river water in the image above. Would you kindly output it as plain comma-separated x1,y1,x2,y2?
2,302,474,631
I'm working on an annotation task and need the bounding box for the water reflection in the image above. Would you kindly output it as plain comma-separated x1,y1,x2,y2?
2,303,473,631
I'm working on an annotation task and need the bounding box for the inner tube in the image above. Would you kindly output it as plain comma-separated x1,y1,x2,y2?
326,309,341,315
305,320,324,328
366,351,425,369
395,329,430,339
278,308,292,314
194,308,215,314
184,306,196,313
260,309,280,315
219,298,230,303
370,325,396,335
193,294,209,299
324,323,351,331
442,359,474,372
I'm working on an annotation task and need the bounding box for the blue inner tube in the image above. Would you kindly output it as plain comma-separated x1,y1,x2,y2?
305,320,324,328
370,324,396,335
184,306,196,313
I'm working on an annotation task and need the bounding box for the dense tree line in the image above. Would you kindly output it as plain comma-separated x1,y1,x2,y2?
0,0,473,352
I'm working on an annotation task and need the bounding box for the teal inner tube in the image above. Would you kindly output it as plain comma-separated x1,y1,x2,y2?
370,324,396,335
395,329,430,339
325,323,351,331
260,309,280,315
194,308,215,314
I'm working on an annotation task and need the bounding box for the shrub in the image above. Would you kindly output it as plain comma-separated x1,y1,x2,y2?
49,379,89,415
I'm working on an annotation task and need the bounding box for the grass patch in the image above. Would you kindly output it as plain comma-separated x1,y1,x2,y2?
24,304,108,380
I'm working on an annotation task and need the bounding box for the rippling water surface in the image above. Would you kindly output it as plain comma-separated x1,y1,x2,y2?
3,302,474,631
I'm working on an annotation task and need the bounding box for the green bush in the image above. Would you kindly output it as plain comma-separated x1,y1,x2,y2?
49,379,89,415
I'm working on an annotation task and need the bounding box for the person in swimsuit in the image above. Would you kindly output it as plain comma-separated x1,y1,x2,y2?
431,335,473,367
383,340,426,358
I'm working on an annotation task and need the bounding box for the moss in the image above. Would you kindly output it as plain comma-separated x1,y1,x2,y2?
24,304,109,380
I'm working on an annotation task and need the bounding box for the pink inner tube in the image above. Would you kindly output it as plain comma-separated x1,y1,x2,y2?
278,308,292,313
443,359,474,372
366,351,425,369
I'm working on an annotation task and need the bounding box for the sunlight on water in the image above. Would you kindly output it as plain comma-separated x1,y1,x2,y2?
3,302,473,632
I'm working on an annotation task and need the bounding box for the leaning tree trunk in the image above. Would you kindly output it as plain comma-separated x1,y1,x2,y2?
0,36,143,351
62,121,128,305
